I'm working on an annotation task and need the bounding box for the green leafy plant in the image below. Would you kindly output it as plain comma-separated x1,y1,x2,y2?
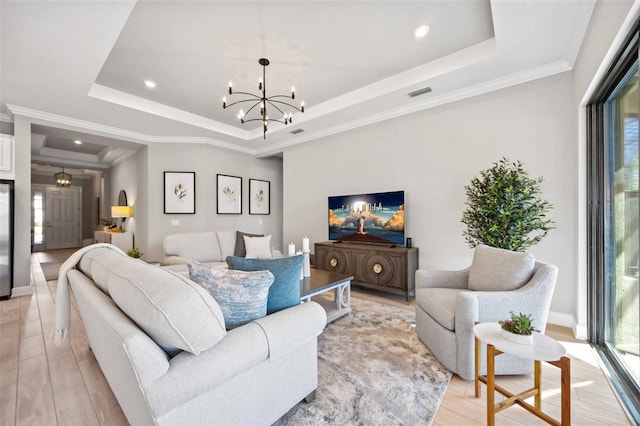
100,218,117,229
498,311,538,336
461,157,554,252
127,247,143,259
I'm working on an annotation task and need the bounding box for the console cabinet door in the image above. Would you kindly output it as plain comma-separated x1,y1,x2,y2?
316,245,351,275
315,242,418,300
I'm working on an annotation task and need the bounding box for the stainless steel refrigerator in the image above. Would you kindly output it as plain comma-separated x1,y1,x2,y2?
0,180,14,299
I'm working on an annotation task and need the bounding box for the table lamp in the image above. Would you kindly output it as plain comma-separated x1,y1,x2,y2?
111,205,133,232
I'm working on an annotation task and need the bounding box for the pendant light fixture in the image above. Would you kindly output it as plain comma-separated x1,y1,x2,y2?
223,58,305,139
55,167,72,187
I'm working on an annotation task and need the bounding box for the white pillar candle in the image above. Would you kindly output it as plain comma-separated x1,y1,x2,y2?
288,242,296,257
302,237,310,252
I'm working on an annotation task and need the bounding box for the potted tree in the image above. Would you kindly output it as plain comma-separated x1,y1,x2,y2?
461,157,554,251
498,311,538,345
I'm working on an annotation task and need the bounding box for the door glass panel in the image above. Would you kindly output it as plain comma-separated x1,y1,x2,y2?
33,190,44,245
606,63,640,386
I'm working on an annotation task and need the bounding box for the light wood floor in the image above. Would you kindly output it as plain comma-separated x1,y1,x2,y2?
0,249,632,425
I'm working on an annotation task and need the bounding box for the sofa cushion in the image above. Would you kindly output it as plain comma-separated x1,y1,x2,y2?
468,244,535,291
244,235,273,259
217,231,236,260
188,260,274,329
163,232,223,263
77,247,126,295
416,288,471,331
226,255,303,314
234,231,263,257
107,259,227,355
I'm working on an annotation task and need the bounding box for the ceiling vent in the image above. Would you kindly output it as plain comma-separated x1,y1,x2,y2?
407,86,432,98
290,128,305,135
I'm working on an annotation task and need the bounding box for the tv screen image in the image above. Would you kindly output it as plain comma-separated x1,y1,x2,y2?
328,190,405,245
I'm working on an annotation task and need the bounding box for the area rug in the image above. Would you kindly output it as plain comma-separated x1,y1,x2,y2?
40,262,63,281
274,297,452,425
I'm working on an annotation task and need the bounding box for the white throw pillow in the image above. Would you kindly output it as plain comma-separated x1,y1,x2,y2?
243,235,273,259
467,244,535,291
108,259,227,355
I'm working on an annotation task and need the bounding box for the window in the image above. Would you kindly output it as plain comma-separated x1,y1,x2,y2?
587,20,640,422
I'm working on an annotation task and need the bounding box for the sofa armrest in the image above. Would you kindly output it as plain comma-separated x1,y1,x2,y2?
416,267,470,290
160,256,189,266
473,264,558,330
144,302,327,417
254,301,327,359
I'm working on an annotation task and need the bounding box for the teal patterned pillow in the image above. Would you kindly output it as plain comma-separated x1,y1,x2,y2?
188,260,274,329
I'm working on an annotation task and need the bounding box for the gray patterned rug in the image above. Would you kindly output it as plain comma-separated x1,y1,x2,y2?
275,297,452,425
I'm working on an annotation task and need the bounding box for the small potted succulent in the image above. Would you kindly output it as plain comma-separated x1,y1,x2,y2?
100,218,117,232
498,311,538,345
127,247,143,259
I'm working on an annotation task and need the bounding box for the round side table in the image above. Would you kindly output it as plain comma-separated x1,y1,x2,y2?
473,322,570,426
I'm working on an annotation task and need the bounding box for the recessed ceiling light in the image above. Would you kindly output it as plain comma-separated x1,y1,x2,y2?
74,140,82,145
144,80,157,88
414,25,430,39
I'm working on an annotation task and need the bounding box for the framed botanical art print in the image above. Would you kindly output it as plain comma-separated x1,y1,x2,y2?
249,179,270,215
217,174,242,214
164,171,196,214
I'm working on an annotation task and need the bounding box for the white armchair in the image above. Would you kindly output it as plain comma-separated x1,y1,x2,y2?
415,245,558,380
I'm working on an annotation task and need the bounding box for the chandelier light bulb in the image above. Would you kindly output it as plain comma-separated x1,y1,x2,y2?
222,96,227,108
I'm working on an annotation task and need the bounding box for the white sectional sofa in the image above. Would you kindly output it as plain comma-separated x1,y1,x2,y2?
65,246,327,425
162,230,280,268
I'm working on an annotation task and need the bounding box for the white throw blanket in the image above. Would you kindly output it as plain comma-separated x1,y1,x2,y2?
55,243,126,345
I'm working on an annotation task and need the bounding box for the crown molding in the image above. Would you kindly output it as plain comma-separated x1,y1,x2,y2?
8,58,574,159
255,60,572,156
0,113,12,123
5,104,256,155
88,84,248,139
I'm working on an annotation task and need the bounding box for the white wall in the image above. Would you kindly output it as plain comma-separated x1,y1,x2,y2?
144,143,283,262
283,72,577,321
12,116,31,291
110,149,147,254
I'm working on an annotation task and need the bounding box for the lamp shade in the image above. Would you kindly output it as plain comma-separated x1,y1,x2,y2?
111,206,133,218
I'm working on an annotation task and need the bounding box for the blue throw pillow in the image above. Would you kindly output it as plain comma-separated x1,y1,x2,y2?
188,260,274,330
226,255,303,314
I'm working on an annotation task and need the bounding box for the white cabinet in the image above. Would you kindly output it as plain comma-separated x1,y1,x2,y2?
0,134,15,180
94,231,133,252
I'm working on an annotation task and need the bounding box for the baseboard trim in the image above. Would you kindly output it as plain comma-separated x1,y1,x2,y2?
11,285,33,298
574,324,588,340
547,310,577,330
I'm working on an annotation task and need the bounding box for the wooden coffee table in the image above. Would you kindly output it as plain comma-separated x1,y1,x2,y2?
300,269,352,322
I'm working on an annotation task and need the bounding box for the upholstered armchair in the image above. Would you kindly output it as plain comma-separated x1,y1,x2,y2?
415,244,558,380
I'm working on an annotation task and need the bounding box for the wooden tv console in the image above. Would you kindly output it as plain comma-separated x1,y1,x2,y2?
314,241,418,301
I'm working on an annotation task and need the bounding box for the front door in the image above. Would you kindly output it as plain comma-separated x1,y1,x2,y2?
45,186,80,249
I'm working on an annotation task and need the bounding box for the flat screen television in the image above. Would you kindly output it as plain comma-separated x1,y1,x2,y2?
328,190,405,245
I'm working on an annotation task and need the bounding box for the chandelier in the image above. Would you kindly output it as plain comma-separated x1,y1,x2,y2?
55,167,72,187
223,58,305,139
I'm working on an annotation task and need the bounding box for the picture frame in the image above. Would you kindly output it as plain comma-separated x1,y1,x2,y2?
164,171,196,214
249,178,270,215
217,174,242,214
